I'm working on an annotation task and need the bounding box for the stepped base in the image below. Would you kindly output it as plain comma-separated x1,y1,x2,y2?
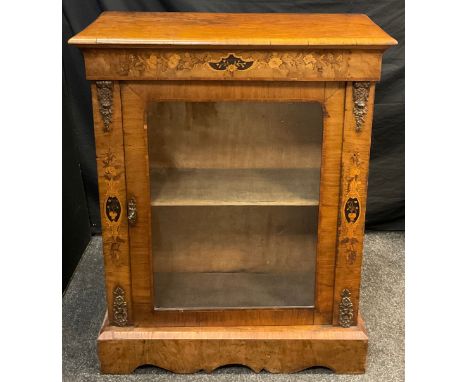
97,313,368,374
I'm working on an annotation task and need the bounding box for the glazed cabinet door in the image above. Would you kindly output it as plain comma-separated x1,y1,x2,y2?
121,80,345,326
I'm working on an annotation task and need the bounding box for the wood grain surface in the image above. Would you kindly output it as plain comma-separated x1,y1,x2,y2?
69,12,396,49
97,312,368,374
332,82,376,326
121,80,342,326
81,48,384,81
313,82,346,324
91,81,133,325
69,11,394,373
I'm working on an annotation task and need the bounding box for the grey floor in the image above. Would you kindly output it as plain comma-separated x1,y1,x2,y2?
63,231,404,382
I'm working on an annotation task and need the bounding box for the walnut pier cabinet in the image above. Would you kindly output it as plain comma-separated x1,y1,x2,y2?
69,12,396,374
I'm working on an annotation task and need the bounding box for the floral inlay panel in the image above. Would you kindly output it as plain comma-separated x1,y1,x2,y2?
87,49,352,80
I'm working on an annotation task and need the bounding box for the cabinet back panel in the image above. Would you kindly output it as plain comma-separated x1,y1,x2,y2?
147,101,323,169
152,206,317,309
152,206,317,274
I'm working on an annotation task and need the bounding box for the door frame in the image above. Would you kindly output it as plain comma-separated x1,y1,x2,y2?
120,80,345,326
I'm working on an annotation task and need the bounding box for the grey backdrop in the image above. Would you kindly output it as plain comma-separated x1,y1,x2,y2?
63,0,404,232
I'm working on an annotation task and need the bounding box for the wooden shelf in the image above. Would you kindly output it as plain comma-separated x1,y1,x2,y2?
154,272,315,309
150,168,320,206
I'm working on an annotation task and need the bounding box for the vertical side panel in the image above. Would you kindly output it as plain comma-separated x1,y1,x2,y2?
333,81,375,327
91,81,132,326
120,84,154,320
314,82,345,324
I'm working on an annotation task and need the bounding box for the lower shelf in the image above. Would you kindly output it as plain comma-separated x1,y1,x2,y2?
154,271,315,309
97,313,369,374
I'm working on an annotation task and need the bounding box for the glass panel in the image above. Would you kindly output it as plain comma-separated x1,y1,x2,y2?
147,102,322,309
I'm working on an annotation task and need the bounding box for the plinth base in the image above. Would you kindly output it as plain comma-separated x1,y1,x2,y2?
97,314,368,374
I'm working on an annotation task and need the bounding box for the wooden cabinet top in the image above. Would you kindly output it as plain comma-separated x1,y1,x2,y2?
69,12,396,49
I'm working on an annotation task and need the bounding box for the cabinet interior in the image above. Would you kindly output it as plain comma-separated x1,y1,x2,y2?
147,101,323,309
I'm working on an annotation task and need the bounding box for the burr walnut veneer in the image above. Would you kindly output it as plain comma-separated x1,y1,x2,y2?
69,12,396,374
